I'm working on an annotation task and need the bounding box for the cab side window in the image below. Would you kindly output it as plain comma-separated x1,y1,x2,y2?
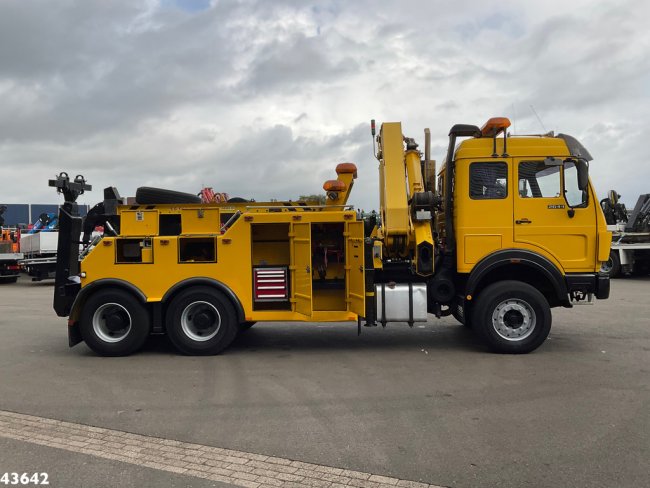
469,162,508,199
518,161,561,198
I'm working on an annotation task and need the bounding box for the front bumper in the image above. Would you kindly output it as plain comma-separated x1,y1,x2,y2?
565,272,610,300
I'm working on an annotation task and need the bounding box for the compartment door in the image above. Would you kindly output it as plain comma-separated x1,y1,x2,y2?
291,222,312,316
346,221,365,316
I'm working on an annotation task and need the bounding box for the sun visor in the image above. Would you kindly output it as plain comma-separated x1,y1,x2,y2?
556,134,593,161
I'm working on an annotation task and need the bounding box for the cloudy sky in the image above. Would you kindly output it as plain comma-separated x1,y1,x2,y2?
1,0,648,211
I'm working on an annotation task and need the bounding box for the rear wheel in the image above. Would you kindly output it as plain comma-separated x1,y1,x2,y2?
165,287,238,355
79,288,150,356
472,281,551,354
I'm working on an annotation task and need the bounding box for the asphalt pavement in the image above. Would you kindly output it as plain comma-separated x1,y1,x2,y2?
0,275,648,488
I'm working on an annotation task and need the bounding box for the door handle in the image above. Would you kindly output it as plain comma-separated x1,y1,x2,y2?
516,218,532,224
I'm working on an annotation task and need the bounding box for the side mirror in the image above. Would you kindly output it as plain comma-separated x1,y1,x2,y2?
576,159,589,190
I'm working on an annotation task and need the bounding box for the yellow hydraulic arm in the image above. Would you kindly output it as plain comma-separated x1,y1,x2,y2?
376,122,435,275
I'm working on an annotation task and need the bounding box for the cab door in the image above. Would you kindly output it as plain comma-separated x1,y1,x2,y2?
291,222,312,316
513,159,596,271
455,159,514,273
345,221,365,316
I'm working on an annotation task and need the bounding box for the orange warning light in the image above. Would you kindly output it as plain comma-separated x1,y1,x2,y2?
336,162,358,178
323,180,346,192
480,117,511,138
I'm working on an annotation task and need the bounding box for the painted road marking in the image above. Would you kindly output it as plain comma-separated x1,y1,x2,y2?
0,410,446,488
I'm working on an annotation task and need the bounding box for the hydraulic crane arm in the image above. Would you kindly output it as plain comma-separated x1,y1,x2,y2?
375,122,435,275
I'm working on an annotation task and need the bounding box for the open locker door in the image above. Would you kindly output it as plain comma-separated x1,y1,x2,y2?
346,221,365,316
291,222,312,316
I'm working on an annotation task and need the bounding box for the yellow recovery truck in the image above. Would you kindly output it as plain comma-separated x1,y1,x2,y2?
51,117,611,356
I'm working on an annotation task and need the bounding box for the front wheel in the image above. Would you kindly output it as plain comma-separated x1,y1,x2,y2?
472,281,551,354
165,287,238,355
79,288,150,356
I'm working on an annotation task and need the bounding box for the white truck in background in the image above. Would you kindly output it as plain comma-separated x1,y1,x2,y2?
601,192,650,277
19,231,59,281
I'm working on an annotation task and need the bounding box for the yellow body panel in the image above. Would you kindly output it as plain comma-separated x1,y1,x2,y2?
181,208,220,234
291,222,312,316
345,221,365,315
443,136,609,275
81,208,364,323
120,210,159,236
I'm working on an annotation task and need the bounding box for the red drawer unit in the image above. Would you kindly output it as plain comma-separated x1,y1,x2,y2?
253,267,289,302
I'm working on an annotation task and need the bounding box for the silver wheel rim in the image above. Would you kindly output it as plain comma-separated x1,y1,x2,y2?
601,259,612,273
92,303,132,343
491,298,536,341
180,301,221,342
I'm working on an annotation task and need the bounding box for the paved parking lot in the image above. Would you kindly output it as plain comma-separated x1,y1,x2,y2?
0,276,648,488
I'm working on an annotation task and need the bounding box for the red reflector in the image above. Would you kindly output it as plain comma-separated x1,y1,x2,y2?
7,265,20,270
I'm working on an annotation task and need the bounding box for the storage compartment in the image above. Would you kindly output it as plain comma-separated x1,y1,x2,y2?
375,283,428,323
252,224,290,265
120,210,159,236
252,224,291,310
181,208,220,234
311,223,345,311
253,267,289,302
159,214,181,236
178,237,216,263
116,238,153,264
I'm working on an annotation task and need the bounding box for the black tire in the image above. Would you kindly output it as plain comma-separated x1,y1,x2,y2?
165,286,238,355
0,276,18,284
472,281,551,354
227,197,249,203
601,250,621,278
135,187,201,205
240,321,256,331
79,288,150,356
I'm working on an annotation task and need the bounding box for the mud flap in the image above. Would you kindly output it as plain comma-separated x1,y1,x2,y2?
68,321,82,347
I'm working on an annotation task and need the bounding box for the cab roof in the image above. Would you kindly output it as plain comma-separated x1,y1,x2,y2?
456,136,571,160
438,135,574,173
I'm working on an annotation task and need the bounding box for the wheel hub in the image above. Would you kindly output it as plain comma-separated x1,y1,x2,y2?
105,310,130,332
92,303,132,343
503,309,524,329
192,311,215,330
181,301,221,342
491,298,536,341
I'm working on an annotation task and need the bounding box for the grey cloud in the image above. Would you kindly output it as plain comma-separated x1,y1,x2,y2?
0,0,648,210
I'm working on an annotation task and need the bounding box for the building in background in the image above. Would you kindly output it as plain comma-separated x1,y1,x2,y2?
0,203,89,227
